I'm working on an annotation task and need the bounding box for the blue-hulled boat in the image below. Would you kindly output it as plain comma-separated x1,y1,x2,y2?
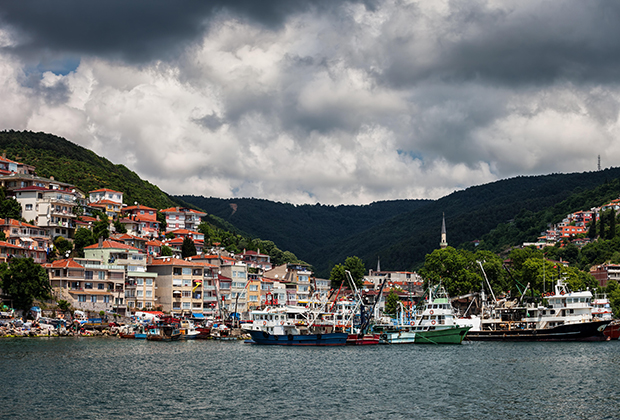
247,329,348,346
243,306,348,346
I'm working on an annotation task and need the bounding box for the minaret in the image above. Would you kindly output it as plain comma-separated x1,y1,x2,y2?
440,213,448,249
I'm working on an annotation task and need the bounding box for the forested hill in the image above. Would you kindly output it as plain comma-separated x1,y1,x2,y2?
176,196,431,258
180,169,620,277
0,130,179,209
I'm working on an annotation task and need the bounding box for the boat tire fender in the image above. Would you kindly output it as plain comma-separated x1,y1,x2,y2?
317,334,322,340
288,334,294,341
262,331,269,339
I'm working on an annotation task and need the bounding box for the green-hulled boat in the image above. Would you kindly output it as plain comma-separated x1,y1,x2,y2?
377,285,471,344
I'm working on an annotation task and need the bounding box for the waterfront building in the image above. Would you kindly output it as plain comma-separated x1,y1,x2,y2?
44,257,127,315
160,207,206,232
84,239,155,313
263,263,313,307
219,261,249,317
147,257,205,317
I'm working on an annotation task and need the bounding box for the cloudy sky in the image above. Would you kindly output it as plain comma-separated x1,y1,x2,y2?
0,0,618,204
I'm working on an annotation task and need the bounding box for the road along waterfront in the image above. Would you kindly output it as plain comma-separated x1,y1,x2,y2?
1,338,619,420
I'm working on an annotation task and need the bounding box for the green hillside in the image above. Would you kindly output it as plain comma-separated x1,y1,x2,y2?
181,169,620,277
0,130,178,209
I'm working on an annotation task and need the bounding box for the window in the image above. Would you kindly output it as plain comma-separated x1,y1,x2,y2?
182,267,192,275
182,302,191,309
78,295,86,302
25,204,33,211
250,295,258,302
182,279,191,287
250,285,258,291
85,271,93,280
146,290,152,297
173,302,181,309
98,283,105,290
137,278,144,285
137,290,143,297
90,296,97,303
173,268,182,276
183,291,191,297
98,272,105,280
146,279,153,286
84,283,93,289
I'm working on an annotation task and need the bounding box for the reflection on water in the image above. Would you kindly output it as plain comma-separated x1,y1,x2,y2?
1,338,619,419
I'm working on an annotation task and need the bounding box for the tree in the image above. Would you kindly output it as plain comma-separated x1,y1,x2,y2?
73,227,95,258
113,219,127,234
329,256,366,288
384,290,400,316
0,187,22,220
329,264,346,288
53,236,73,259
588,217,597,239
0,258,51,318
181,236,197,258
161,245,173,256
92,214,110,241
609,210,617,240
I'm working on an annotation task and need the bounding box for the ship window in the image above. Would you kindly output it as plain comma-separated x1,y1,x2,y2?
569,309,574,314
550,310,555,314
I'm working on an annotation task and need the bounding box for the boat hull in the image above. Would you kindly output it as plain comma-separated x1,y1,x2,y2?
381,326,470,344
346,333,380,345
603,322,620,340
465,320,611,342
248,330,348,346
414,327,470,344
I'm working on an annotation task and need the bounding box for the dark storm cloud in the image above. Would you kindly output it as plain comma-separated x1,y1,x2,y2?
382,1,620,88
0,0,377,64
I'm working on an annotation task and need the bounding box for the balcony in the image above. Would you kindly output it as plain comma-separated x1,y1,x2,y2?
203,296,218,302
203,285,216,291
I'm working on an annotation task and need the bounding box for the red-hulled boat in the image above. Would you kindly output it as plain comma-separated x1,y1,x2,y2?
346,333,381,345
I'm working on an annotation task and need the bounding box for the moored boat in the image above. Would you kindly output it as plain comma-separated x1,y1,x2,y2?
243,307,348,346
458,278,611,342
146,318,181,341
376,285,470,344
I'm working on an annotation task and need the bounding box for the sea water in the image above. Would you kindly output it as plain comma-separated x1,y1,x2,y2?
1,338,619,419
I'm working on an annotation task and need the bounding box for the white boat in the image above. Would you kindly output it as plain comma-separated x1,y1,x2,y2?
592,295,613,322
179,320,200,339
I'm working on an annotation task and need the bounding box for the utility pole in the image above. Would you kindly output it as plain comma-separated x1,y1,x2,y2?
598,155,601,171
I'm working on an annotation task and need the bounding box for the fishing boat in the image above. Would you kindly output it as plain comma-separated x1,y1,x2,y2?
375,285,471,344
243,307,348,346
146,318,181,342
457,278,611,341
179,320,200,339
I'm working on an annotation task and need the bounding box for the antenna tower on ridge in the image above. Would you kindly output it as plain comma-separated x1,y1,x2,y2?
598,155,601,171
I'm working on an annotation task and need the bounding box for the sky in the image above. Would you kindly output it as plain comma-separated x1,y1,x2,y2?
0,0,619,205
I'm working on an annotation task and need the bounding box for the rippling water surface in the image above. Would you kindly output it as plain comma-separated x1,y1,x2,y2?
1,338,619,419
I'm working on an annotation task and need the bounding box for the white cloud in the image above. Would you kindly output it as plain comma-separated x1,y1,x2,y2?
2,1,620,204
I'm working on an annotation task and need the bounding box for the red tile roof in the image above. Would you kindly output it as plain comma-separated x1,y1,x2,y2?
0,240,25,250
0,218,39,229
43,258,85,269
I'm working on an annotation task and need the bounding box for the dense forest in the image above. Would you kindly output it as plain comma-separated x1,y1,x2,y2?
0,130,179,209
181,169,620,277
